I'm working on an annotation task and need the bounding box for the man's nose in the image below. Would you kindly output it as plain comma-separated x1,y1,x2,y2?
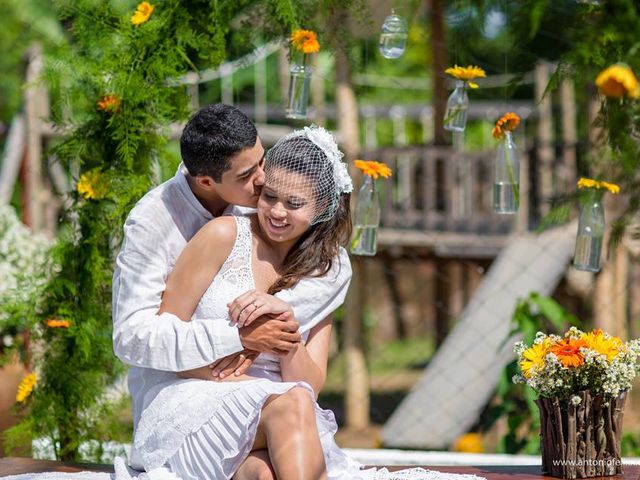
254,167,265,186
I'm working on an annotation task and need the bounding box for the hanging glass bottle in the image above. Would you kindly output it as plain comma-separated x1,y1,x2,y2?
286,62,312,119
443,80,469,132
379,10,408,59
573,190,604,272
350,176,381,256
493,130,520,214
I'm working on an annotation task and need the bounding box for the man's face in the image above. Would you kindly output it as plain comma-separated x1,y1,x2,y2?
215,138,265,208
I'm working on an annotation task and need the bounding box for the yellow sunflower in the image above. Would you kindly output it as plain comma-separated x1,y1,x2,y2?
131,1,154,26
595,64,639,99
354,160,392,180
290,29,320,54
581,329,624,361
577,177,620,194
16,373,37,403
77,169,109,200
492,112,521,140
520,340,550,378
445,65,486,89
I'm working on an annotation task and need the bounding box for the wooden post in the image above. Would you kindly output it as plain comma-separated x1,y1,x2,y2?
0,115,25,205
23,44,50,234
329,4,368,430
429,0,447,145
254,54,267,124
535,62,554,217
560,79,578,194
310,57,326,126
445,260,465,320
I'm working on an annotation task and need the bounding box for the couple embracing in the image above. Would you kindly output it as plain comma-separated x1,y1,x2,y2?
112,104,473,480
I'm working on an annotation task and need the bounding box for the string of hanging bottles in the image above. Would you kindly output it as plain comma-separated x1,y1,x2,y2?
348,8,406,256
492,113,521,214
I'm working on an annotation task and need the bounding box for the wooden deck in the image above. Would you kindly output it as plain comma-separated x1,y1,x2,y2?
1,457,640,479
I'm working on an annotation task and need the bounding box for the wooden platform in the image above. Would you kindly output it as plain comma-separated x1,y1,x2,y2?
1,457,640,479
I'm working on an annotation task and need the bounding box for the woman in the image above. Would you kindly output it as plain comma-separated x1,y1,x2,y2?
131,127,476,480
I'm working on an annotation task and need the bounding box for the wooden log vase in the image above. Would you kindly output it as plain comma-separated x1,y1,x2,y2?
535,390,627,479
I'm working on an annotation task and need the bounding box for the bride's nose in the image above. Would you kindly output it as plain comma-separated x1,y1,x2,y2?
270,203,287,219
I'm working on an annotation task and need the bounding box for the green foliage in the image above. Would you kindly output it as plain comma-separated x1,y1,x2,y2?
485,292,580,454
3,0,313,462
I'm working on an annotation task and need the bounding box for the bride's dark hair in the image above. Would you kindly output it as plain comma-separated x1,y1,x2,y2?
266,136,352,294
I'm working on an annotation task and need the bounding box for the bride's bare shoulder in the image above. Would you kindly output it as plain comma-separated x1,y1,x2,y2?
188,216,238,255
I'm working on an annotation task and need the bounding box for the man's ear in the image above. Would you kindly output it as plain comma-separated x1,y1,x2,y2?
195,175,217,190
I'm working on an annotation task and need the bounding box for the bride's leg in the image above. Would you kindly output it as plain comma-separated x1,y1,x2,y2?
257,386,327,480
233,450,275,480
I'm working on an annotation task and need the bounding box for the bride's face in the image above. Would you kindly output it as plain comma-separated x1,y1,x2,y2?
257,169,316,244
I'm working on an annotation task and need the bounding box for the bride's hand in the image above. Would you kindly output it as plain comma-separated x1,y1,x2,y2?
228,290,294,327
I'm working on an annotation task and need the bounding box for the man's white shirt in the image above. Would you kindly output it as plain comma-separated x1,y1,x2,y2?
112,165,352,424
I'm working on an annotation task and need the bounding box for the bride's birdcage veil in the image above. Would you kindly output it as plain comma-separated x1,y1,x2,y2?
264,126,353,225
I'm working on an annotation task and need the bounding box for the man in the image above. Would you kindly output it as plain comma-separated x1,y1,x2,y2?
112,104,351,476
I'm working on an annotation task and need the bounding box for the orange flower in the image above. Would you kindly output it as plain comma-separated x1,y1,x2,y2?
354,160,392,180
595,64,639,99
549,338,587,368
97,95,120,113
290,29,320,54
46,319,71,328
492,112,521,139
131,1,154,25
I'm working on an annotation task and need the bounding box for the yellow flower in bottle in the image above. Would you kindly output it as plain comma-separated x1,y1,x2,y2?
290,29,320,54
77,169,108,200
595,64,639,99
581,329,625,361
354,160,392,180
577,177,620,194
131,2,154,26
492,112,521,139
520,339,550,378
16,373,37,403
444,65,486,89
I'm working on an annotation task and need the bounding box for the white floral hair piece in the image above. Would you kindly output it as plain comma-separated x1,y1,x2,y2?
302,126,353,194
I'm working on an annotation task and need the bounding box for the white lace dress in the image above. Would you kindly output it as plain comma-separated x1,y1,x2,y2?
130,216,483,480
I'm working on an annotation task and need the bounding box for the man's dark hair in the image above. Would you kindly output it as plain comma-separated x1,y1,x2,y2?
180,104,258,182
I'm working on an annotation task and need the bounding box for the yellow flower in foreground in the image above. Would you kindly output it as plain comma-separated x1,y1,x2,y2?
131,1,154,26
46,319,71,329
595,64,639,99
354,160,392,180
77,169,108,200
290,29,320,54
452,433,484,453
581,329,625,361
492,112,521,140
577,177,620,194
445,65,486,89
16,373,37,403
520,340,550,379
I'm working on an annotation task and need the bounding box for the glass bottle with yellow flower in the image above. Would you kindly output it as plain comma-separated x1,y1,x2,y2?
492,112,521,214
350,160,392,256
443,65,485,132
286,29,320,119
573,178,620,272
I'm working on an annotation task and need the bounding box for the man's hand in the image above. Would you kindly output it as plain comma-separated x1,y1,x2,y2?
238,312,301,356
209,349,259,379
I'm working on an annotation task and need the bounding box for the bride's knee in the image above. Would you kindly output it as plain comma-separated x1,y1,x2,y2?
263,387,315,426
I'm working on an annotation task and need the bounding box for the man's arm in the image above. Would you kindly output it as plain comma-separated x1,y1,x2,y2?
112,216,243,371
274,247,352,333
